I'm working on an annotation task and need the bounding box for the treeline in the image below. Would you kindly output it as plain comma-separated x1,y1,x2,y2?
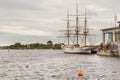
1,43,61,49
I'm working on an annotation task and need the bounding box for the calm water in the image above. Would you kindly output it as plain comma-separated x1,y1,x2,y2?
0,50,120,80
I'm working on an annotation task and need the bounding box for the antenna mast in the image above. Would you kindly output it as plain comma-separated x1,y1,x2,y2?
114,14,117,27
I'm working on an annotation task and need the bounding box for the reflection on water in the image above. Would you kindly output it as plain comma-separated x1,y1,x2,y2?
0,50,120,80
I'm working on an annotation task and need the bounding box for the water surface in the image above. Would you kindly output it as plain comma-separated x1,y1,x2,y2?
0,50,120,80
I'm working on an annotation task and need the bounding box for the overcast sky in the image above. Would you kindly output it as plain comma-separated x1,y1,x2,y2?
0,0,120,46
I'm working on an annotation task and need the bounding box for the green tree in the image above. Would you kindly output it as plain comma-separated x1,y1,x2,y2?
14,43,22,49
53,43,61,49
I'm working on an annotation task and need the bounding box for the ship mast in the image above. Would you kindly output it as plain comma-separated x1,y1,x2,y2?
84,9,88,46
75,4,79,47
58,9,73,45
66,9,70,45
58,9,72,45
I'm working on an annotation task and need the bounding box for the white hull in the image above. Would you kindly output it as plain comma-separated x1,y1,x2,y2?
63,46,91,54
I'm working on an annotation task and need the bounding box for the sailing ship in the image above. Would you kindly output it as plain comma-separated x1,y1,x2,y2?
60,4,97,54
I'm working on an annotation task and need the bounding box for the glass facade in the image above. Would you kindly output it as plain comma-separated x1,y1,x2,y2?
107,33,113,42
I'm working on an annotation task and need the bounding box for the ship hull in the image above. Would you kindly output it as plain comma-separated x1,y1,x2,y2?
63,47,91,54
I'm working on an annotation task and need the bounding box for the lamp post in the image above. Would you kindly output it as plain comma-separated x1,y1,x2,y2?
117,21,120,27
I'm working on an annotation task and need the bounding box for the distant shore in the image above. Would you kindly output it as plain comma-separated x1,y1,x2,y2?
0,42,61,50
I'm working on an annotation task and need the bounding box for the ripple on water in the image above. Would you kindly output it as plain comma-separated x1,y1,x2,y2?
0,50,120,80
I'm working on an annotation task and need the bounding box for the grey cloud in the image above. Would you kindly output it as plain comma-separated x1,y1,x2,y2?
0,0,120,45
0,32,57,45
0,0,42,10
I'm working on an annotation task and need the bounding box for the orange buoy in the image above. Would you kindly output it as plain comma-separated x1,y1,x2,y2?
77,71,83,77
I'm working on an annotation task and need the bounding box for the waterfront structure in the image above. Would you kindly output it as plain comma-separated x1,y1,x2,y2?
98,21,120,56
102,21,120,43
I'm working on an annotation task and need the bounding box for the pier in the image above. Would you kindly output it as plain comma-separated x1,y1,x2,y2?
98,21,120,56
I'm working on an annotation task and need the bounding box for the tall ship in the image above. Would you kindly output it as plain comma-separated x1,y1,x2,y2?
60,4,97,54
